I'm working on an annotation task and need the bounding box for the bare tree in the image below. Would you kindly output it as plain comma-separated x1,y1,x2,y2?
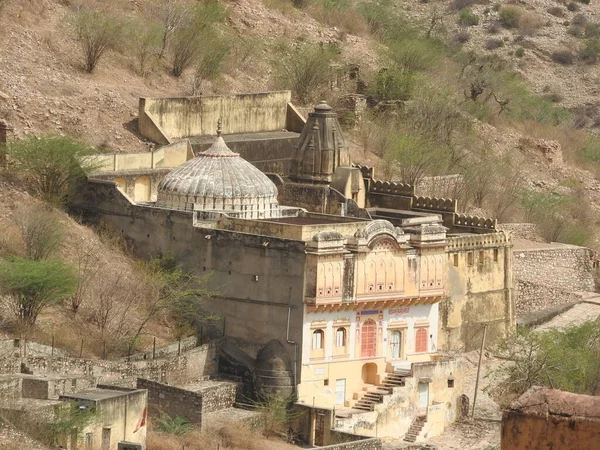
10,204,64,261
72,6,126,73
70,240,104,313
148,0,191,60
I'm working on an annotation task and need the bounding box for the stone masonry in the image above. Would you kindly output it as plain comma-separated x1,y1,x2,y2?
513,241,595,313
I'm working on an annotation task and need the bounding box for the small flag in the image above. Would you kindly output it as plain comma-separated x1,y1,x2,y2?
134,407,147,433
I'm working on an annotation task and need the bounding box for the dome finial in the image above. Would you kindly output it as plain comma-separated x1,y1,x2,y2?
217,117,222,137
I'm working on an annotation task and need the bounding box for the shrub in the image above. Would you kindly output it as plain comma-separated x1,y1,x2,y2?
155,415,194,435
580,38,600,64
451,0,476,10
579,0,591,4
7,135,97,205
499,5,522,28
567,25,585,37
10,204,64,261
567,2,579,12
485,38,504,50
544,92,563,103
547,6,565,18
459,8,480,26
584,21,600,38
130,22,163,76
272,44,339,104
369,67,418,101
551,50,575,64
515,47,525,57
455,30,471,43
487,21,501,34
169,1,226,77
518,12,544,36
72,7,126,73
387,38,443,72
572,13,587,26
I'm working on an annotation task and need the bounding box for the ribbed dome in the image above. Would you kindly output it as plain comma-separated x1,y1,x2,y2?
156,136,280,218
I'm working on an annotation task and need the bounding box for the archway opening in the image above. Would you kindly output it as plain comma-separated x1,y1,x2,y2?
361,362,377,385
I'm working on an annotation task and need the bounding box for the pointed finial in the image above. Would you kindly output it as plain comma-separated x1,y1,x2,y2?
217,117,222,137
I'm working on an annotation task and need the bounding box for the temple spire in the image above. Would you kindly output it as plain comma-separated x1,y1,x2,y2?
217,117,222,137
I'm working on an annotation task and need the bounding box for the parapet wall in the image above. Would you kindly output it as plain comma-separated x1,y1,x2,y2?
139,91,293,141
89,140,192,173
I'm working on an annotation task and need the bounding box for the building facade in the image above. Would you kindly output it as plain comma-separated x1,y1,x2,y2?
72,96,515,442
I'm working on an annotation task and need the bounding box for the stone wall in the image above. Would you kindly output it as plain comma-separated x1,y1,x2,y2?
322,434,382,450
137,378,203,423
515,281,584,314
200,382,239,414
137,378,239,427
0,339,68,358
513,245,595,313
1,340,222,386
497,223,543,242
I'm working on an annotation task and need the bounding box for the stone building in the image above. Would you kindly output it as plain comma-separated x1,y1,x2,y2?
502,386,600,450
71,94,515,442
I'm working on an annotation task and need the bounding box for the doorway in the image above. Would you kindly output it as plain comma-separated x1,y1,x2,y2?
360,319,377,357
335,379,346,405
418,382,429,409
390,330,402,359
362,363,377,384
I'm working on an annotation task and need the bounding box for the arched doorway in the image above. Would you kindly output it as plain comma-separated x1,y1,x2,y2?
362,362,377,384
134,176,151,202
360,319,377,357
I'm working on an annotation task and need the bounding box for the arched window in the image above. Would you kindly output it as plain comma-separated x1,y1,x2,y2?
415,328,428,353
390,330,402,359
312,329,324,350
335,328,346,347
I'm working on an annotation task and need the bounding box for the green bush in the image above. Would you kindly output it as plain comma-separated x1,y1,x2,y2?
7,135,98,205
567,2,580,12
515,47,525,57
498,5,521,28
369,67,418,101
155,415,194,435
579,38,600,64
459,8,480,26
0,257,78,330
585,22,600,38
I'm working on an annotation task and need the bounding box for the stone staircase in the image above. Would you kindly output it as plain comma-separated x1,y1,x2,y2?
352,372,407,412
403,415,426,442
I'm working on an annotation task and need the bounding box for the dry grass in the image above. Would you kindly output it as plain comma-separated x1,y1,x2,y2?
147,424,299,450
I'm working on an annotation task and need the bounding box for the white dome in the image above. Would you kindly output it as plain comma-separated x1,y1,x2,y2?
156,136,280,219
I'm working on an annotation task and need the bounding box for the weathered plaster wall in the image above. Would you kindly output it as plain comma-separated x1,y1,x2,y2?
139,92,292,140
513,244,595,313
502,411,600,450
441,233,514,351
64,389,148,450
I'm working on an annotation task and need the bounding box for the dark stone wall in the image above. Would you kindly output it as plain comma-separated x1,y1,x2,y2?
137,378,203,424
70,180,307,370
192,134,298,176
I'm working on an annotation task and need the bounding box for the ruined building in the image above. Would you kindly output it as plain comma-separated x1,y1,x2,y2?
73,92,514,442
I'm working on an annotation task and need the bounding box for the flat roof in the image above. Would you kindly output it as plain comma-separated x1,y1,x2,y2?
61,388,140,402
260,216,364,225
